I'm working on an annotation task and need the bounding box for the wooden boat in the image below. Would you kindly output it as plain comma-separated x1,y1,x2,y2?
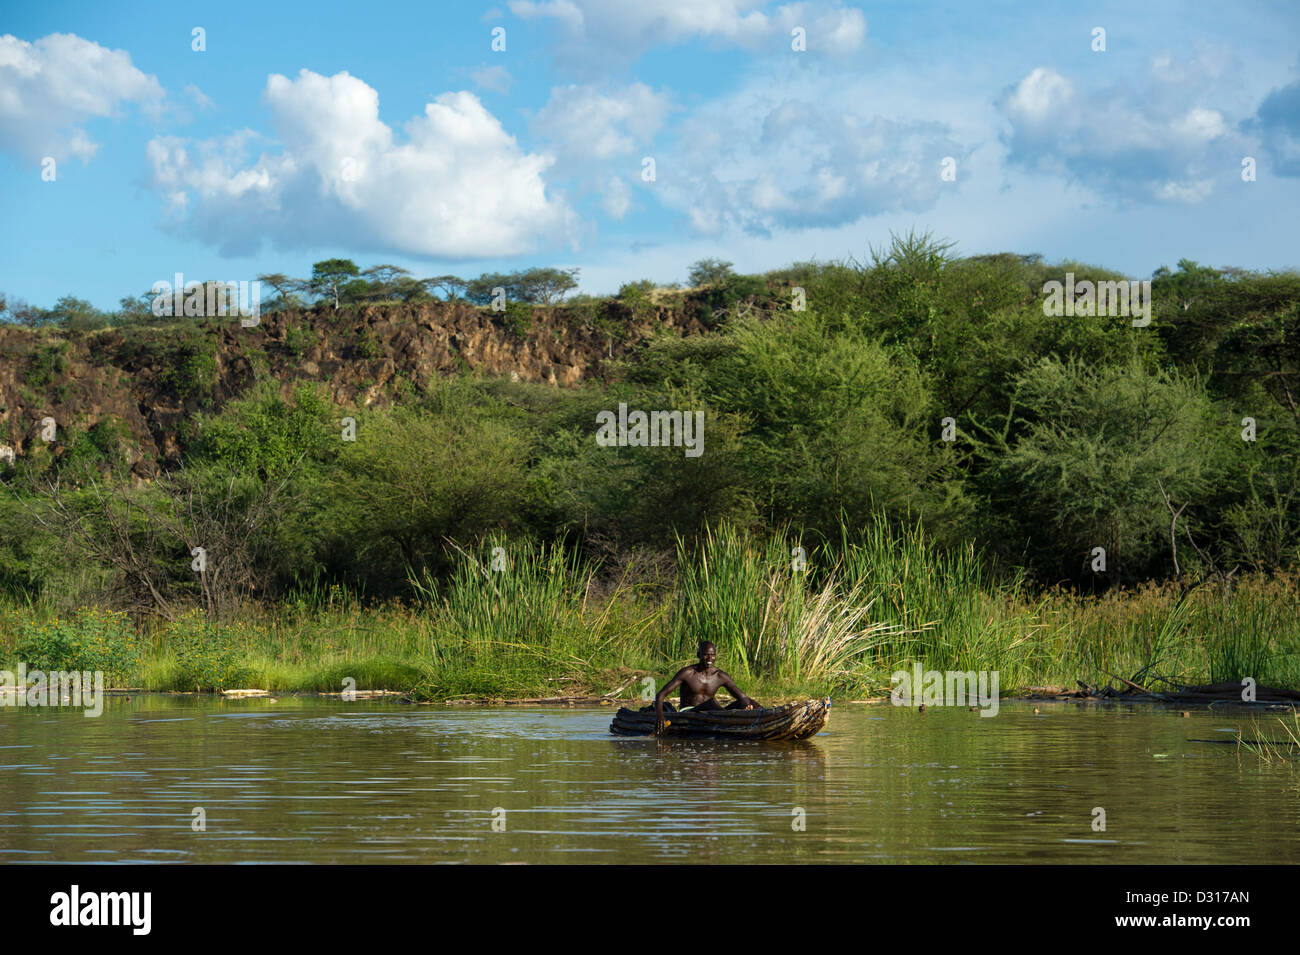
609,698,831,740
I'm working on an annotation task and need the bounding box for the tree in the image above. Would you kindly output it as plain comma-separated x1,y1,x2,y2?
257,273,308,310
974,356,1225,583
518,266,579,304
362,264,412,301
116,291,156,324
338,278,374,306
308,259,361,309
49,296,107,331
688,258,734,288
464,267,580,306
388,276,432,303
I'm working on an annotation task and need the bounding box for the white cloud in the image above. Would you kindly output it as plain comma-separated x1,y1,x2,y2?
532,82,672,220
1003,67,1072,124
0,32,163,163
470,64,514,94
655,91,967,235
184,84,216,111
601,175,633,218
999,59,1246,203
533,82,672,161
508,0,865,68
146,69,575,258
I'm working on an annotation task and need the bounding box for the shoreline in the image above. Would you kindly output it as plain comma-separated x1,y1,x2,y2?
8,684,1290,712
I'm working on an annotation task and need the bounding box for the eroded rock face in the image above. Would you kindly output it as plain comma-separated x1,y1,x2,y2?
0,300,710,474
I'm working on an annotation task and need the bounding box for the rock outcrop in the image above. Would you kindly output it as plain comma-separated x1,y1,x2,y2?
0,299,712,477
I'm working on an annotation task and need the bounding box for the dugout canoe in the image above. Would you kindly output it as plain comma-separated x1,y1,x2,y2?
609,698,831,740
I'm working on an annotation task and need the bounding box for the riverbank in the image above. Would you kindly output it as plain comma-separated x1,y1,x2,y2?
3,527,1298,702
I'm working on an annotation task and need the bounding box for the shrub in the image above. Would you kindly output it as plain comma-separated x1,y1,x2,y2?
284,324,319,358
166,610,251,692
501,300,535,337
16,609,141,684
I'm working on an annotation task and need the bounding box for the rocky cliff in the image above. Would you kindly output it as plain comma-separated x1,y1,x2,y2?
0,298,712,477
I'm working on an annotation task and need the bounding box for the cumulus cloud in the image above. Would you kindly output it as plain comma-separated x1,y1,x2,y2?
998,60,1247,203
534,82,672,161
0,32,163,163
508,0,865,69
655,93,967,236
532,81,672,219
146,69,575,258
1244,78,1300,177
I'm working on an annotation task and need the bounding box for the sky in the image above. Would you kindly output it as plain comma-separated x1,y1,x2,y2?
1,0,1298,310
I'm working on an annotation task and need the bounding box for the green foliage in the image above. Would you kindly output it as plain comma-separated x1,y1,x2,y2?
191,380,336,479
466,267,580,306
975,357,1226,582
309,259,361,309
617,280,656,320
415,537,593,655
57,417,134,479
350,328,383,359
118,329,222,404
284,323,319,357
24,343,65,388
693,273,769,321
164,610,251,691
16,608,141,683
319,392,535,591
501,300,535,337
626,309,960,538
688,258,734,287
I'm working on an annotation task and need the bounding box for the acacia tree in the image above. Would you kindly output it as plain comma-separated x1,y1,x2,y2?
425,275,468,301
308,259,361,309
688,258,734,288
362,264,411,301
257,272,308,310
464,267,579,305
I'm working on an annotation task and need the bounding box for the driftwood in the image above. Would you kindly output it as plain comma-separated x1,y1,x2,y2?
1070,676,1300,707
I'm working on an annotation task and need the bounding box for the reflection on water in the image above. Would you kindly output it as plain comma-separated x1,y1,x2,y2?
1,696,1295,863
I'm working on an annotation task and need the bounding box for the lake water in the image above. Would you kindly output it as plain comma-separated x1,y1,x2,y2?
1,696,1296,864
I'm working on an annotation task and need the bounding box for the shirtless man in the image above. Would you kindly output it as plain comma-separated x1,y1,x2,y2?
654,641,759,735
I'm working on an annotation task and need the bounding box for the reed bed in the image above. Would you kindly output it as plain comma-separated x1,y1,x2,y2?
2,520,1297,701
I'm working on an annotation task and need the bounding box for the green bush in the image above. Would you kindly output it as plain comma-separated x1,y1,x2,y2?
24,343,65,389
16,609,141,683
284,324,319,358
501,300,534,337
166,611,251,692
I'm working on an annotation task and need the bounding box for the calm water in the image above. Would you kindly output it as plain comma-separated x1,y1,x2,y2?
1,697,1296,863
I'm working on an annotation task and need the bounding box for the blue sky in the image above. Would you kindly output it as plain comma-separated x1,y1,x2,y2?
1,0,1298,310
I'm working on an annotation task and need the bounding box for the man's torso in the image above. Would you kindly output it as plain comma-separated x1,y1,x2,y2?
678,665,725,706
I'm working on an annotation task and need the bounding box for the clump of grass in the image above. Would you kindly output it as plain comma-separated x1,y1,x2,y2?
1237,711,1300,764
670,524,906,689
412,537,594,658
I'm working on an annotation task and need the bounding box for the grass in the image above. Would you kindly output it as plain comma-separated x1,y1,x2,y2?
2,519,1299,701
1237,712,1300,764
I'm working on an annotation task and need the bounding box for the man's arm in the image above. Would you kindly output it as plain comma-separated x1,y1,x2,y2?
654,669,687,734
718,670,757,708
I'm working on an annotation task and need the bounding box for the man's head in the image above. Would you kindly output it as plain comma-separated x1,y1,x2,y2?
697,641,716,666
